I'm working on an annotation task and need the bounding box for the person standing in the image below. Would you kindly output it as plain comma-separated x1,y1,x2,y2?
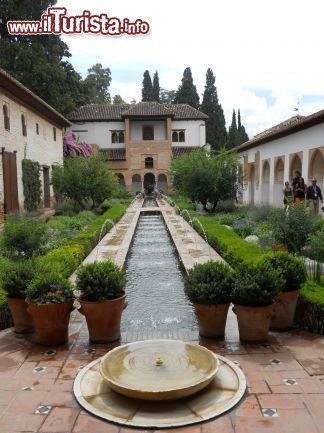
306,178,323,215
283,181,293,208
292,170,306,206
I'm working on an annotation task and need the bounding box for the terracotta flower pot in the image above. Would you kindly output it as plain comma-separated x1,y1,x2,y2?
234,303,274,343
7,297,34,334
79,292,127,343
270,290,299,331
27,302,74,346
193,303,230,338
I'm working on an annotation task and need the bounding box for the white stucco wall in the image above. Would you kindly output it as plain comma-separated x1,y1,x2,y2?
172,120,205,146
239,123,324,208
71,121,125,149
70,118,206,148
0,93,64,210
130,120,167,141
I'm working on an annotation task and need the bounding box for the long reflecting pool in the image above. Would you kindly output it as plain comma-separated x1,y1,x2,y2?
121,212,197,331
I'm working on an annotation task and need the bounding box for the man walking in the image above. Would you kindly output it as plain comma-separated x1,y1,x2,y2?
307,178,323,215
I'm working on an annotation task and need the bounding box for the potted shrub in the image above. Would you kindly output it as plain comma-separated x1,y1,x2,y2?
232,261,284,342
184,261,236,338
2,260,38,333
261,252,307,330
76,260,127,343
26,273,74,345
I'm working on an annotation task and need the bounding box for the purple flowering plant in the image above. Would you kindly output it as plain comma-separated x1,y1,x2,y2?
63,133,93,158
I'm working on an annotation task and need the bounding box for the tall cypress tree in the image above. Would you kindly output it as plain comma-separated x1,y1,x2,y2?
200,68,227,150
227,109,238,149
174,67,200,109
141,70,153,101
237,109,249,144
152,71,160,102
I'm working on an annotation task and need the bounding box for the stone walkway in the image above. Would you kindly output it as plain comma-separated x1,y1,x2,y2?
1,200,324,432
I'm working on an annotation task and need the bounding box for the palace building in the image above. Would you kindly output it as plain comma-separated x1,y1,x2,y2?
68,102,208,193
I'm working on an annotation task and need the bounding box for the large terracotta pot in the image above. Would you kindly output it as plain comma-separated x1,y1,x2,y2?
270,290,299,331
79,292,127,343
7,297,34,334
193,303,230,338
27,302,74,346
234,303,274,343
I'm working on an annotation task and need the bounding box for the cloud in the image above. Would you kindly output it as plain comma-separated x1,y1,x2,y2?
56,0,324,138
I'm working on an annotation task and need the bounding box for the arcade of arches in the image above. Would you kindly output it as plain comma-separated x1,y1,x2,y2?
245,148,324,208
116,173,168,194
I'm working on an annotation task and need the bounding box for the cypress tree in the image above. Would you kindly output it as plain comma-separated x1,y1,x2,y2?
174,67,200,109
237,109,249,144
200,68,227,150
152,71,160,102
227,109,238,149
142,70,153,101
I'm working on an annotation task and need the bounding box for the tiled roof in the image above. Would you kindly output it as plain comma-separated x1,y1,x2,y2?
122,102,172,117
172,146,201,158
234,110,324,152
69,103,208,121
99,148,126,161
0,67,71,127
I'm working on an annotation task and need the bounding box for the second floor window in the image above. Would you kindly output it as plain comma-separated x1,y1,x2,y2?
36,123,39,135
143,126,154,140
3,104,10,131
111,131,125,143
145,157,154,169
53,127,56,141
172,130,185,142
21,114,27,136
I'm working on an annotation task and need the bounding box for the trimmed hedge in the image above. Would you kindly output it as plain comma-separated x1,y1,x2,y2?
35,204,128,277
172,196,324,334
0,203,128,330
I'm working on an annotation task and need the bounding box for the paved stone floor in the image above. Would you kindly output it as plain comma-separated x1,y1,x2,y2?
0,313,324,433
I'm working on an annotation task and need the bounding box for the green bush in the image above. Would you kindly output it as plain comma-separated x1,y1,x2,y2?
270,206,316,253
26,272,74,304
215,200,237,213
76,260,126,302
232,261,284,307
218,214,237,226
54,199,82,216
22,159,41,212
261,252,307,292
2,260,42,298
36,204,128,278
2,215,48,259
184,261,235,305
233,223,256,238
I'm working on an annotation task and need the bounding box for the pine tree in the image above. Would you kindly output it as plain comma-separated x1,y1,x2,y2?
174,67,200,109
237,109,249,144
227,109,238,149
152,71,160,102
142,70,153,101
200,68,227,150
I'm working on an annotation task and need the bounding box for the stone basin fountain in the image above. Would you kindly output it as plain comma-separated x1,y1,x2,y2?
73,340,246,428
100,340,219,401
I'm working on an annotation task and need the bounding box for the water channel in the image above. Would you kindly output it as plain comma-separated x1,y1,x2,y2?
121,200,197,332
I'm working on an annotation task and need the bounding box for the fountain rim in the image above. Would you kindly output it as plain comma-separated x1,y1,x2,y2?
99,339,219,396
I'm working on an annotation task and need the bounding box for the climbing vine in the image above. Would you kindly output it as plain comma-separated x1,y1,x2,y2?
22,159,41,211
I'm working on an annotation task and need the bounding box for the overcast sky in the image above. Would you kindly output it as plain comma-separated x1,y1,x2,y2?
56,0,324,138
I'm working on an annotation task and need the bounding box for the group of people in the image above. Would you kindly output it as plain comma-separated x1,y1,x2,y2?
283,170,323,214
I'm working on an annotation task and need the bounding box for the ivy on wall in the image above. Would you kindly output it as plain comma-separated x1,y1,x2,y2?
22,159,42,211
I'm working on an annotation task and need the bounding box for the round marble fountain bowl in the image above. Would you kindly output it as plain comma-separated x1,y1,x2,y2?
100,340,219,401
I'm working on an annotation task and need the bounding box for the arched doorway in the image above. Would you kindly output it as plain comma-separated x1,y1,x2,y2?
157,174,168,193
132,174,142,194
144,173,155,194
261,160,270,205
290,154,302,180
274,158,284,206
116,173,126,189
309,150,324,191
